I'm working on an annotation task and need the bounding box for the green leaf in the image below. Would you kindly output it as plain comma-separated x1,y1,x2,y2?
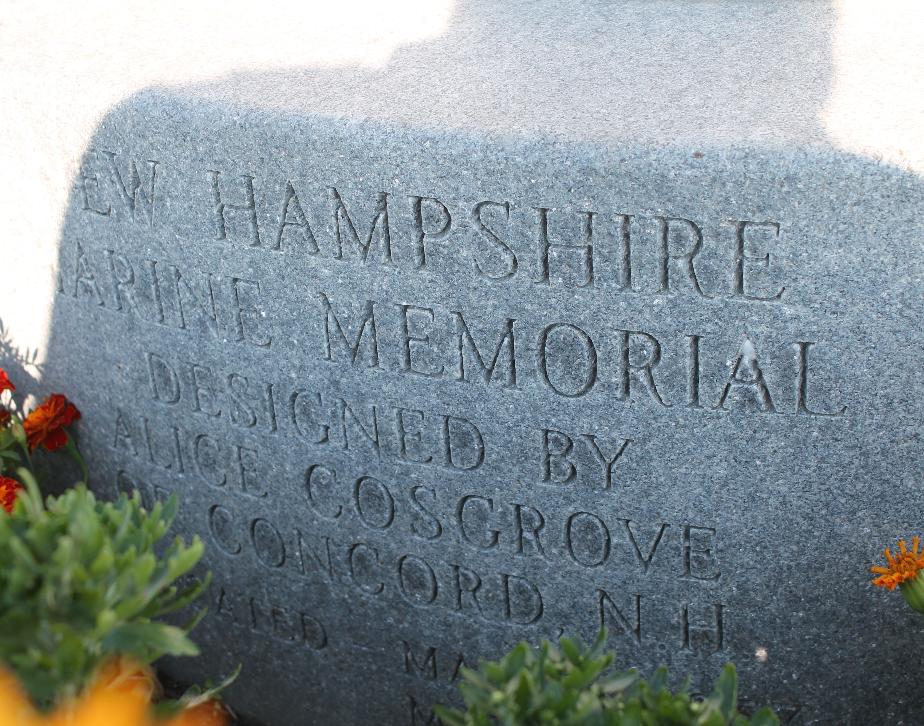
588,627,608,659
560,637,581,665
104,622,199,658
148,573,212,617
748,708,780,726
432,705,466,726
600,669,638,695
712,664,739,720
154,663,242,717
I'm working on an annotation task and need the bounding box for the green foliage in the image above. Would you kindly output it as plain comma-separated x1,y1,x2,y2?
0,474,209,708
435,630,778,726
152,665,243,718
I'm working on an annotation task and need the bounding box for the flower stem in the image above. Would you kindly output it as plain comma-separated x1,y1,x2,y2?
64,434,89,484
900,572,924,614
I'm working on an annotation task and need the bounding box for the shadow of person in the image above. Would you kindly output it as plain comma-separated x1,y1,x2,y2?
13,2,924,725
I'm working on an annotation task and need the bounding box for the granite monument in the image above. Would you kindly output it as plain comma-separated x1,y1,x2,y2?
2,2,923,724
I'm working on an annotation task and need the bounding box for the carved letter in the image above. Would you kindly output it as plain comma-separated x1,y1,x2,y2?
275,181,319,253
538,323,598,398
596,590,641,643
581,434,631,489
456,495,499,549
441,415,485,470
210,171,261,246
79,151,111,216
566,512,611,567
730,220,784,301
614,329,668,406
794,342,846,417
453,312,517,387
304,464,342,520
682,524,720,581
101,150,158,224
655,217,711,297
541,428,576,484
501,573,543,624
399,304,445,378
472,200,517,280
331,188,393,264
534,207,595,288
146,352,180,404
715,337,775,413
231,277,272,348
680,603,725,652
410,195,452,268
319,294,380,367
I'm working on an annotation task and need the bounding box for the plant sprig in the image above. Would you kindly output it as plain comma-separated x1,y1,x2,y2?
0,482,208,709
436,630,778,726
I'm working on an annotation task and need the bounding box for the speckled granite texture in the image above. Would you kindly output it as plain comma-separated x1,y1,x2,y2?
2,2,923,724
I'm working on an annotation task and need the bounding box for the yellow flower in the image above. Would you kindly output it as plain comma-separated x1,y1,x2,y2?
45,683,150,726
870,536,924,591
0,659,228,726
0,669,45,726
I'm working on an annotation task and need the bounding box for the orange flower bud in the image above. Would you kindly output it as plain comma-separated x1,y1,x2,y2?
0,476,23,513
0,369,15,394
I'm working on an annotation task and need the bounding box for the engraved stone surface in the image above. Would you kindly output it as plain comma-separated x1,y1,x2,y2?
2,2,924,724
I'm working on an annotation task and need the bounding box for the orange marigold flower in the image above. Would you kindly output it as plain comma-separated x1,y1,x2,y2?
165,699,230,726
0,369,14,394
93,656,158,702
0,661,150,726
0,476,23,513
871,536,924,590
23,393,81,451
51,678,151,726
0,668,44,726
0,659,231,726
